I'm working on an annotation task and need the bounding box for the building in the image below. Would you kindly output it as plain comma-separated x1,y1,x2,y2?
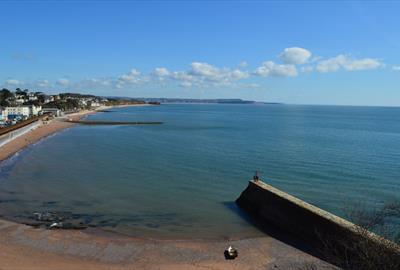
6,106,30,118
5,105,42,118
0,108,8,122
31,105,42,116
28,93,38,101
42,108,63,117
44,96,55,104
90,101,101,107
15,97,26,105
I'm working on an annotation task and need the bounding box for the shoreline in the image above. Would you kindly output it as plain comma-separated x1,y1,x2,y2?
0,109,90,163
0,104,149,164
0,104,328,269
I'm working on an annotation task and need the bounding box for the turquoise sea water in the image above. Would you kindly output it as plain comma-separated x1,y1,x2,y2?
0,104,399,239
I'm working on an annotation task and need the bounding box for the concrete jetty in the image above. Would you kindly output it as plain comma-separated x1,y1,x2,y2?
236,180,400,267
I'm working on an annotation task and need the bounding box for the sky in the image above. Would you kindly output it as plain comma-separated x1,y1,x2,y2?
1,1,400,106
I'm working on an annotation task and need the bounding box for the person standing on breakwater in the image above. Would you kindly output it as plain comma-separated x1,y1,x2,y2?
253,171,260,182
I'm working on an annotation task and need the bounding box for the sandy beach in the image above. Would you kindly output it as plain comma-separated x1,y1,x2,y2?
0,106,329,269
0,218,329,270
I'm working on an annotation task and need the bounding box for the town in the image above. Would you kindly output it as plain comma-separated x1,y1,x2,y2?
0,88,146,128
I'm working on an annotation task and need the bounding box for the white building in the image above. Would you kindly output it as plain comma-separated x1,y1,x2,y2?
0,108,7,122
28,95,38,101
6,106,30,117
31,105,42,116
79,99,88,106
15,97,26,104
90,101,101,107
44,96,54,104
5,105,42,118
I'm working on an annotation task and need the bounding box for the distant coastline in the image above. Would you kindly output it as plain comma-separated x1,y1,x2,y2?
107,97,282,105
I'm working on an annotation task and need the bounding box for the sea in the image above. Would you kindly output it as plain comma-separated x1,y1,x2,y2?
0,104,399,239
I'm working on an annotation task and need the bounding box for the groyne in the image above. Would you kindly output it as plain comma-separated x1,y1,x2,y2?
64,120,163,125
236,180,400,267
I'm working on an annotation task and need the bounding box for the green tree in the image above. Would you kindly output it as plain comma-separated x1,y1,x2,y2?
0,88,13,106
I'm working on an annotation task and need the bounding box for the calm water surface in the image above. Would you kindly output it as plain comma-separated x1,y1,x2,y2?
0,104,399,239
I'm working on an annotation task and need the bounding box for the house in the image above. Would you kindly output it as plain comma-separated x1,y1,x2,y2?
89,101,101,107
28,92,38,101
79,99,88,106
15,97,26,105
44,96,55,104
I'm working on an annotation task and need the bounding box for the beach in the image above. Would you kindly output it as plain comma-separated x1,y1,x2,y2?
0,219,327,270
0,105,332,269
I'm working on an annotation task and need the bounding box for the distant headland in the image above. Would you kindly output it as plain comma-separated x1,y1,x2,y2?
108,96,282,105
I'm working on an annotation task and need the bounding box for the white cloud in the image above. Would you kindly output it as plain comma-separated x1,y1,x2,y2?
57,78,70,86
343,58,383,71
189,62,248,85
254,61,298,77
170,71,197,87
116,69,145,87
392,65,400,71
163,62,249,87
179,81,194,88
279,47,312,65
316,55,383,73
74,78,112,89
301,66,314,73
316,55,345,73
5,79,21,86
153,67,170,77
1,50,387,91
36,79,51,88
190,62,219,77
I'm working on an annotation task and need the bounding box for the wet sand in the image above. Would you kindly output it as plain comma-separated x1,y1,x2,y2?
0,106,330,269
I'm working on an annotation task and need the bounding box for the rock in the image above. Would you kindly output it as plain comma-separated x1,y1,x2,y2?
49,222,63,229
31,212,88,230
33,212,63,222
224,246,238,260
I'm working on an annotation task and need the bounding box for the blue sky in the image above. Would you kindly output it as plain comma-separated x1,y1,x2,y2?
1,1,400,106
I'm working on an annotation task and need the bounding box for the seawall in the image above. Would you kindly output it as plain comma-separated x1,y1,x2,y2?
236,180,400,265
0,120,42,148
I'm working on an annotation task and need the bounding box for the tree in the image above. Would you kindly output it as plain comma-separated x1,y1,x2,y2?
296,201,400,270
0,88,13,106
15,88,27,96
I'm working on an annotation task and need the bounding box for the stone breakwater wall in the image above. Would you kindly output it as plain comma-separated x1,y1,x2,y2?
236,180,400,263
0,120,41,147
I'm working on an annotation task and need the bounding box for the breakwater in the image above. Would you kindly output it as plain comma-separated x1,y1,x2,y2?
65,120,163,125
236,180,400,267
